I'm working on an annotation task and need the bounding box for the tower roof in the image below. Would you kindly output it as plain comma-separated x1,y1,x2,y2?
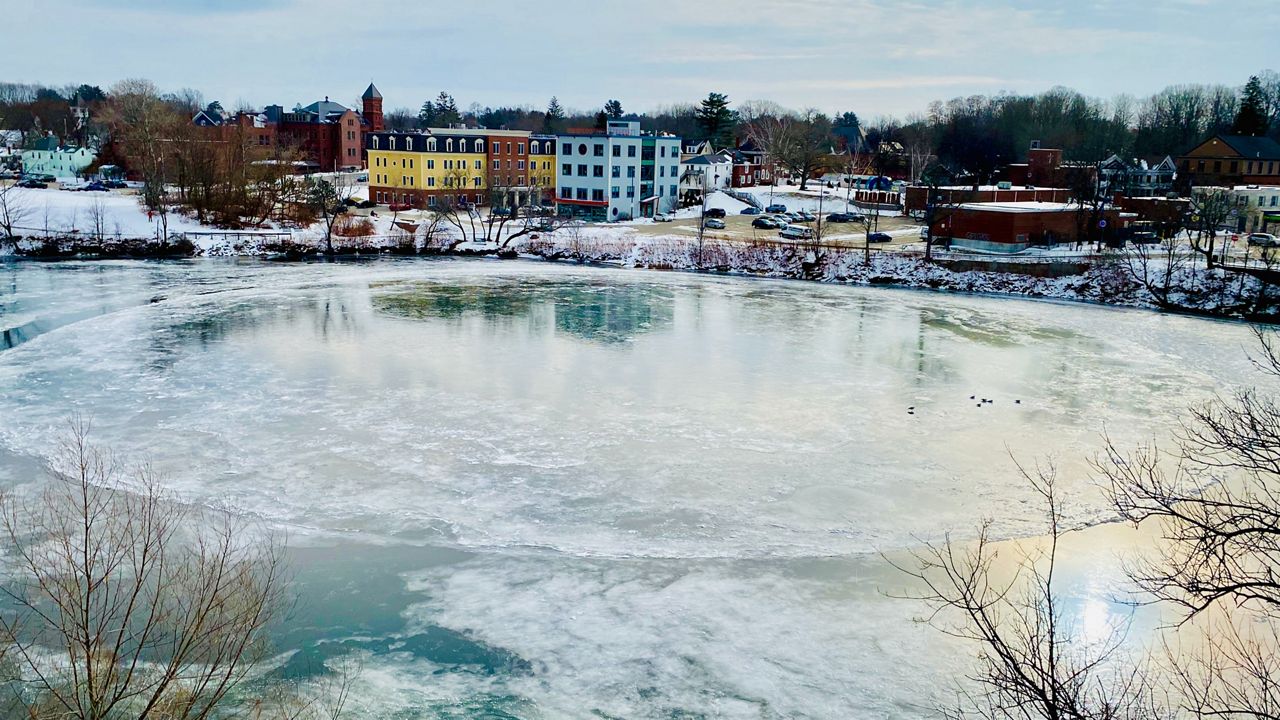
362,83,382,100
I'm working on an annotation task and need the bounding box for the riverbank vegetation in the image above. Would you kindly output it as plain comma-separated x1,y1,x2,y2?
0,421,354,720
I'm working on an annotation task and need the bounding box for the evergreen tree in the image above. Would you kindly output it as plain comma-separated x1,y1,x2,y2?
544,96,565,133
594,111,608,130
1233,75,1269,136
205,100,224,117
833,111,863,151
604,99,624,119
695,92,738,146
418,100,437,127
74,84,106,104
434,92,460,126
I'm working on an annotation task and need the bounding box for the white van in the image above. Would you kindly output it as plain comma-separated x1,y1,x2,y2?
779,226,815,241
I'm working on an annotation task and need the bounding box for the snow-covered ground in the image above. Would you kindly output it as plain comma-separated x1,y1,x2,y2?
3,186,214,240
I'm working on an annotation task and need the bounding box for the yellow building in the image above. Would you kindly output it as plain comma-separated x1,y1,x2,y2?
366,130,490,208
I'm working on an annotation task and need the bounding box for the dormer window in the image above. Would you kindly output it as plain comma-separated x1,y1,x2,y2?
371,136,379,150
406,138,413,151
427,137,437,152
475,139,484,153
446,139,454,153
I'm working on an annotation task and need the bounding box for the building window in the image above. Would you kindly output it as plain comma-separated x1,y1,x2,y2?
562,142,571,155
670,184,676,197
563,163,572,175
493,159,500,169
594,144,604,157
518,175,524,185
517,160,525,170
611,186,620,198
447,139,454,152
518,143,525,154
407,138,413,151
627,167,635,178
626,186,635,197
371,136,379,150
612,145,620,157
578,164,587,175
560,187,571,199
592,189,604,201
612,166,620,178
593,165,604,177
628,146,636,157
427,177,435,187
428,196,436,207
427,159,435,169
427,138,437,151
576,188,587,200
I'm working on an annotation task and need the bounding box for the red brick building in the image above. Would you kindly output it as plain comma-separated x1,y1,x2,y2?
262,83,383,172
939,201,1131,252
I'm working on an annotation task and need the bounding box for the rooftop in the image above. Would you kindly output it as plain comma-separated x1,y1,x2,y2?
958,201,1081,213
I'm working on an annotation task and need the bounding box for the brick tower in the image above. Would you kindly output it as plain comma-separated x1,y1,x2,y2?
362,82,383,132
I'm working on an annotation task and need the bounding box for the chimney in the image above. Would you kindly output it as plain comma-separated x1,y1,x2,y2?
325,96,329,102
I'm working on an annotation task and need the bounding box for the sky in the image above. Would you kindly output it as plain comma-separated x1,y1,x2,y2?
5,0,1278,119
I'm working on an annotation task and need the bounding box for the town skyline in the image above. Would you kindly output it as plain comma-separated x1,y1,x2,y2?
6,0,1277,119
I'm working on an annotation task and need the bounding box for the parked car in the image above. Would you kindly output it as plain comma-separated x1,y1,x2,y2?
779,226,815,241
0,170,18,180
16,179,47,188
783,212,804,222
1129,231,1161,245
752,216,780,229
826,213,854,223
796,210,816,221
387,203,411,212
356,174,368,182
704,207,726,218
104,179,127,189
867,232,893,243
60,181,87,191
703,218,726,230
492,207,513,217
653,213,673,222
740,207,760,215
357,199,377,209
82,181,108,192
1248,233,1280,248
765,203,787,213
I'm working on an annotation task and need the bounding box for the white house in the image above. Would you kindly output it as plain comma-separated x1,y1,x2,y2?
679,151,733,203
555,121,681,221
22,136,96,180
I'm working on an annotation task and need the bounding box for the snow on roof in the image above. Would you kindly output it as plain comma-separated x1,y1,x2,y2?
958,201,1080,213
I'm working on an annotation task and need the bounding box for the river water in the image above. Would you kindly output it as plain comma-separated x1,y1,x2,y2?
0,258,1257,718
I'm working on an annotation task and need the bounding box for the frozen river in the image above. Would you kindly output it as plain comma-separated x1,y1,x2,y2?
0,258,1258,717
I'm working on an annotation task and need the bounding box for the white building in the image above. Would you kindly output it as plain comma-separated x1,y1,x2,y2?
1210,185,1280,234
555,120,681,221
22,136,96,180
679,151,733,204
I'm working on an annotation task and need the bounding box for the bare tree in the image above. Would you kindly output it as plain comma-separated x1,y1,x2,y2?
86,194,109,243
1122,237,1199,310
302,175,357,255
0,182,32,241
890,460,1162,720
0,421,287,720
100,79,183,245
1185,188,1234,270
